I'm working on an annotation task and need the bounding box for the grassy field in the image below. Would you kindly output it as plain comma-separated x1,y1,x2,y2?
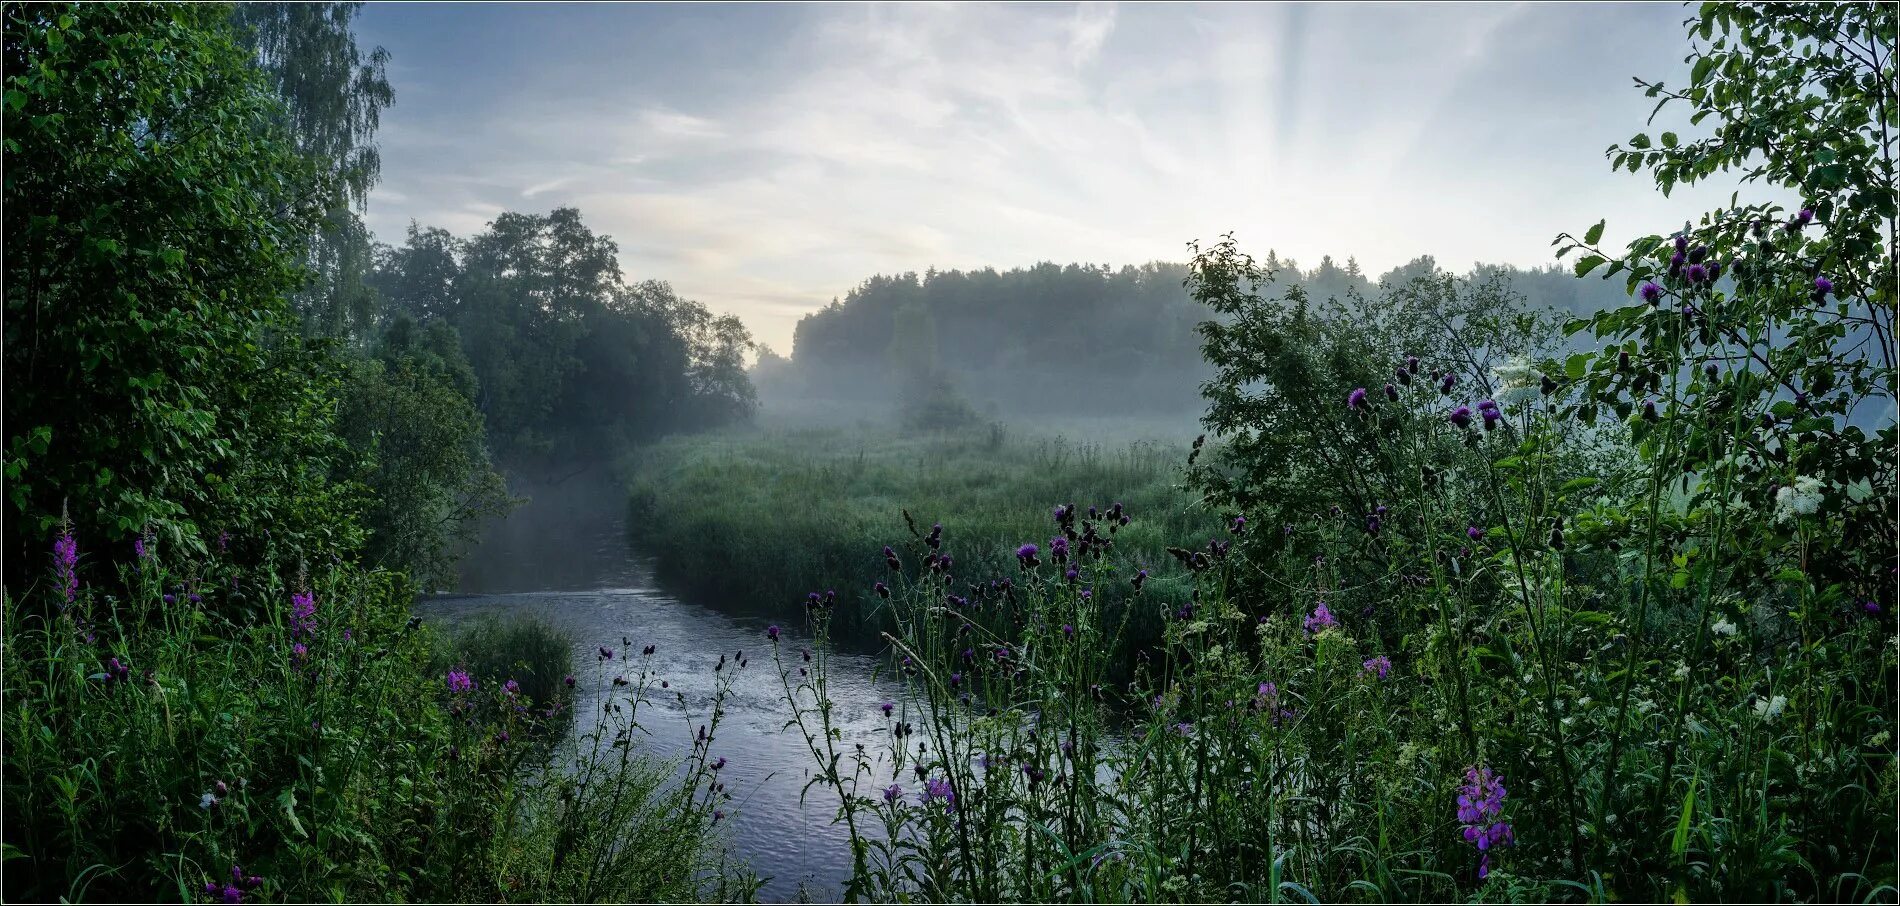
620,422,1219,646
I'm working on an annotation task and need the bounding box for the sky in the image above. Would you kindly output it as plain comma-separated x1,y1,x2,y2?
354,1,1743,355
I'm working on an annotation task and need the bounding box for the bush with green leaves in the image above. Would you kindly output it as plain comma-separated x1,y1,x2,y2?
2,3,366,584
338,314,517,590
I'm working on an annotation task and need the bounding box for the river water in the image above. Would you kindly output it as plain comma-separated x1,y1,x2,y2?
413,475,900,902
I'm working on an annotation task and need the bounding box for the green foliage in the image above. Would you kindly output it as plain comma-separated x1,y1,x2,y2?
2,539,745,902
230,1,395,339
337,315,517,590
370,209,759,467
623,427,1213,649
3,2,366,582
432,613,573,736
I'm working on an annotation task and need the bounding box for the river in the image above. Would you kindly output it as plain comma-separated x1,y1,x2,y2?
413,475,900,902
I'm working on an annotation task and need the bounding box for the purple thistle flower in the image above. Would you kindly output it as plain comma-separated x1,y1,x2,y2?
1440,372,1457,394
1640,281,1662,303
883,783,902,804
504,679,520,696
564,674,576,688
1797,206,1814,225
920,777,956,809
874,581,890,599
1016,542,1039,566
1405,355,1420,373
880,700,894,716
1685,263,1707,284
1467,525,1482,542
1230,515,1246,534
766,624,780,641
1049,536,1069,563
1362,655,1393,679
1347,387,1370,411
1303,602,1338,633
446,669,474,693
1814,276,1833,296
1448,405,1473,429
1384,382,1399,401
599,646,614,661
1062,623,1075,636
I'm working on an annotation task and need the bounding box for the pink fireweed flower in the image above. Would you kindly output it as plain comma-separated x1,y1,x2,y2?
289,590,317,638
1458,765,1515,878
54,529,79,605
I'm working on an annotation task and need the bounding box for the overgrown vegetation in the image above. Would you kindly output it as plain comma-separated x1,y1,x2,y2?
623,427,1215,651
2,4,746,901
773,3,1897,902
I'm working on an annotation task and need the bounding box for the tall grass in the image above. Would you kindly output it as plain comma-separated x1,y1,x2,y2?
766,383,1897,902
2,533,755,902
622,425,1218,652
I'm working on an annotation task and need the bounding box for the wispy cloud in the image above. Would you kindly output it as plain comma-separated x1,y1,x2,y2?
357,1,1745,353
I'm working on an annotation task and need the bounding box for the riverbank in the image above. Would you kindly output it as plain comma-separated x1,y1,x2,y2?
618,425,1219,648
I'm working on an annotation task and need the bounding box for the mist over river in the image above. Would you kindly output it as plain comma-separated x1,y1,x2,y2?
415,473,901,902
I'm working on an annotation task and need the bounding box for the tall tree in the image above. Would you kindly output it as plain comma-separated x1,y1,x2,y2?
231,2,394,339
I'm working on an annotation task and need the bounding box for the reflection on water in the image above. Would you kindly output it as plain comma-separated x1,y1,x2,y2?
418,474,903,902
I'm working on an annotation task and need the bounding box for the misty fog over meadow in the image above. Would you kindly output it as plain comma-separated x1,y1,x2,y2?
6,3,1894,904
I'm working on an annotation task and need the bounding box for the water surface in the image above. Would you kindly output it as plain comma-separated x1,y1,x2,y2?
416,474,901,902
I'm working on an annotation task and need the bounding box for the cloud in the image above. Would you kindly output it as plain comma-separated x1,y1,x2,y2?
358,2,1740,353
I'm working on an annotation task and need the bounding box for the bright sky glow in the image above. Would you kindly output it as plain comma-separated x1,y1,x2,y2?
357,2,1742,352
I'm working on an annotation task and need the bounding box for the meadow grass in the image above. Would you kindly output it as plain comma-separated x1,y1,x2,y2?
622,423,1221,652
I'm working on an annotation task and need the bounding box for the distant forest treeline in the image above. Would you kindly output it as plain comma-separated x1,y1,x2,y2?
762,253,1635,418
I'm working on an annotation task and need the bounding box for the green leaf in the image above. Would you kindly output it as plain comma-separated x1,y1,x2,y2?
1661,131,1679,148
1584,219,1606,245
1574,255,1607,278
1672,772,1698,857
1629,134,1652,150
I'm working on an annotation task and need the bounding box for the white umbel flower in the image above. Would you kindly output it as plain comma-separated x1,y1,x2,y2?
1711,617,1738,637
1775,475,1824,523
